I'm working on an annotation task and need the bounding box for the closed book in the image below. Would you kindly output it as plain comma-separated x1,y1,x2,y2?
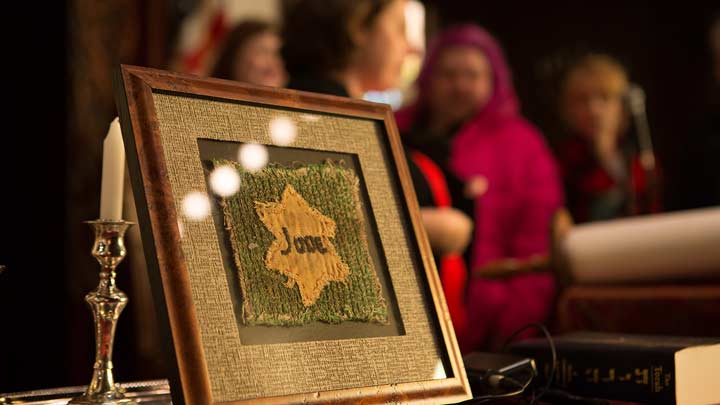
509,332,720,404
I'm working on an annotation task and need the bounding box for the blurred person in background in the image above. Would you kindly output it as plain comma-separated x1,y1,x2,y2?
395,24,563,352
554,53,661,223
211,20,286,87
282,0,407,98
283,0,469,249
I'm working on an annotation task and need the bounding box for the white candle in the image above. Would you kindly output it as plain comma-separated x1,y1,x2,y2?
99,117,125,221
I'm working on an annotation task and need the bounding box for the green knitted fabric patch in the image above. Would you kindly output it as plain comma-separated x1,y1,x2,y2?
212,159,388,326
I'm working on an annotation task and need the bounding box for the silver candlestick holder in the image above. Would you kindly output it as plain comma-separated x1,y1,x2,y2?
69,220,137,405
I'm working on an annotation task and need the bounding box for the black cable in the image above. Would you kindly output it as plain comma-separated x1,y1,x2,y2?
500,322,557,405
459,322,556,404
464,323,607,404
460,368,533,404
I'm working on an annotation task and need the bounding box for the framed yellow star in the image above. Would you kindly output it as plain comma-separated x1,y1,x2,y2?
255,184,350,306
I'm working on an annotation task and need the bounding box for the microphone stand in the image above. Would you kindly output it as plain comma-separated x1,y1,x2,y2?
626,84,660,213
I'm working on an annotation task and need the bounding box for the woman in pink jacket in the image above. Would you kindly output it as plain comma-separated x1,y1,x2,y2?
396,24,563,352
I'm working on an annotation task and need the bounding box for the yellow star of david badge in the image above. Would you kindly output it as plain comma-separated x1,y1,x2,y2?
254,184,350,306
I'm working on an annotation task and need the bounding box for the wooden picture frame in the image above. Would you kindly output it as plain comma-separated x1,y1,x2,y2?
114,65,470,404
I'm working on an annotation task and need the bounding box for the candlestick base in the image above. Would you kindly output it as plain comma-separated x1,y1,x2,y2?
69,220,137,405
68,395,137,405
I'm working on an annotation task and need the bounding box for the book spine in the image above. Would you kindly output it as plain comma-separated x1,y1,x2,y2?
511,344,676,404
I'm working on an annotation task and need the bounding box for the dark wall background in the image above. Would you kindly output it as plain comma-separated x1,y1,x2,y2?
1,0,69,393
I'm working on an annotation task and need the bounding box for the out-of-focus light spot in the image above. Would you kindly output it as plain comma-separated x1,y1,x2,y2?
432,360,447,380
209,165,241,197
405,0,426,53
363,89,404,110
238,143,268,172
182,191,211,221
269,116,297,146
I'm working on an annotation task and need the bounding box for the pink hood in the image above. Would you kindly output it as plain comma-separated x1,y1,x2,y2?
396,25,564,350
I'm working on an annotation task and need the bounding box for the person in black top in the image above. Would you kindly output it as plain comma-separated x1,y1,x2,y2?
282,0,407,99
